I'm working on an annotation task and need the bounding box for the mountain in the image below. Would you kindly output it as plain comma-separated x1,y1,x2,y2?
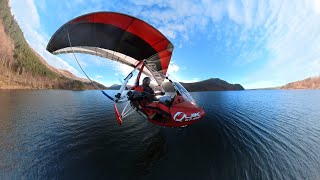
281,76,320,89
108,78,244,92
108,84,132,90
161,78,244,92
181,78,244,91
0,0,106,90
108,84,122,90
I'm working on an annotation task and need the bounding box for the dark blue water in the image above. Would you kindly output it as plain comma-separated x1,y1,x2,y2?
1,90,320,179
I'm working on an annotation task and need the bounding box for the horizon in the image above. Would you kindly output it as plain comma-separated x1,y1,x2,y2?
10,0,320,89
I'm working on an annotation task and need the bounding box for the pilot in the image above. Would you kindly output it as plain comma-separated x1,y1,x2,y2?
135,77,164,102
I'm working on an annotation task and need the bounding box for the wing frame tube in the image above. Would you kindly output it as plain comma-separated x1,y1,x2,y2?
115,61,144,101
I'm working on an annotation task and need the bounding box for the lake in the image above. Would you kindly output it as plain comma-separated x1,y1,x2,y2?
0,90,320,179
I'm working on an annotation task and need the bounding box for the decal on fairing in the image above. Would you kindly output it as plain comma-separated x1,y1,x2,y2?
173,112,201,122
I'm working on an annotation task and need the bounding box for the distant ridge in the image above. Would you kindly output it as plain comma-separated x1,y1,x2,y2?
181,78,244,91
160,78,244,92
108,84,132,90
281,76,320,89
108,78,244,92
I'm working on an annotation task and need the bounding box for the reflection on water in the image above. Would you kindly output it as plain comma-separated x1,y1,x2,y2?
133,134,168,176
0,90,320,179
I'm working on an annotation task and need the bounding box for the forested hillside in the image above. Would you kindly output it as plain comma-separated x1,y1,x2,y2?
0,0,105,90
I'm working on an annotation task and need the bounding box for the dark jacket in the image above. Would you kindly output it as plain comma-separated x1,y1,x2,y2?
134,85,156,101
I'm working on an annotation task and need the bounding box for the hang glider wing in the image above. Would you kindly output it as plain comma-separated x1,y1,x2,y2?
46,12,174,85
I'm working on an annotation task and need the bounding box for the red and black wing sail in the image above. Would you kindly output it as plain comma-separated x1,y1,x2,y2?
46,12,173,85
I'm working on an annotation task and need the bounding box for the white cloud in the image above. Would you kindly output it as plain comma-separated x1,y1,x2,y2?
227,0,243,25
73,0,320,88
255,0,320,85
12,0,40,28
315,0,320,14
167,62,180,75
179,78,200,83
10,0,320,88
118,63,134,76
95,75,103,79
128,0,211,43
207,0,320,87
202,0,225,22
36,1,46,12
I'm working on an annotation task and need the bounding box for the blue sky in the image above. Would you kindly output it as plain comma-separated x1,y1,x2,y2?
10,0,320,89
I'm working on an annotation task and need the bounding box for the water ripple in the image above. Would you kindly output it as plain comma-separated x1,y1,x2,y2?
1,90,320,179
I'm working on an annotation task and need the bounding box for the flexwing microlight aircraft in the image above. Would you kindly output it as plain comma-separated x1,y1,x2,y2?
46,12,205,127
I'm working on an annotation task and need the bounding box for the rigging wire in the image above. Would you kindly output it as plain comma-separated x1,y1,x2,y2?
66,26,114,101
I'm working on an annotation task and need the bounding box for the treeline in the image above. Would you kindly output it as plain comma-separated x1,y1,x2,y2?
0,69,82,89
281,75,320,89
0,0,107,90
0,0,58,78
